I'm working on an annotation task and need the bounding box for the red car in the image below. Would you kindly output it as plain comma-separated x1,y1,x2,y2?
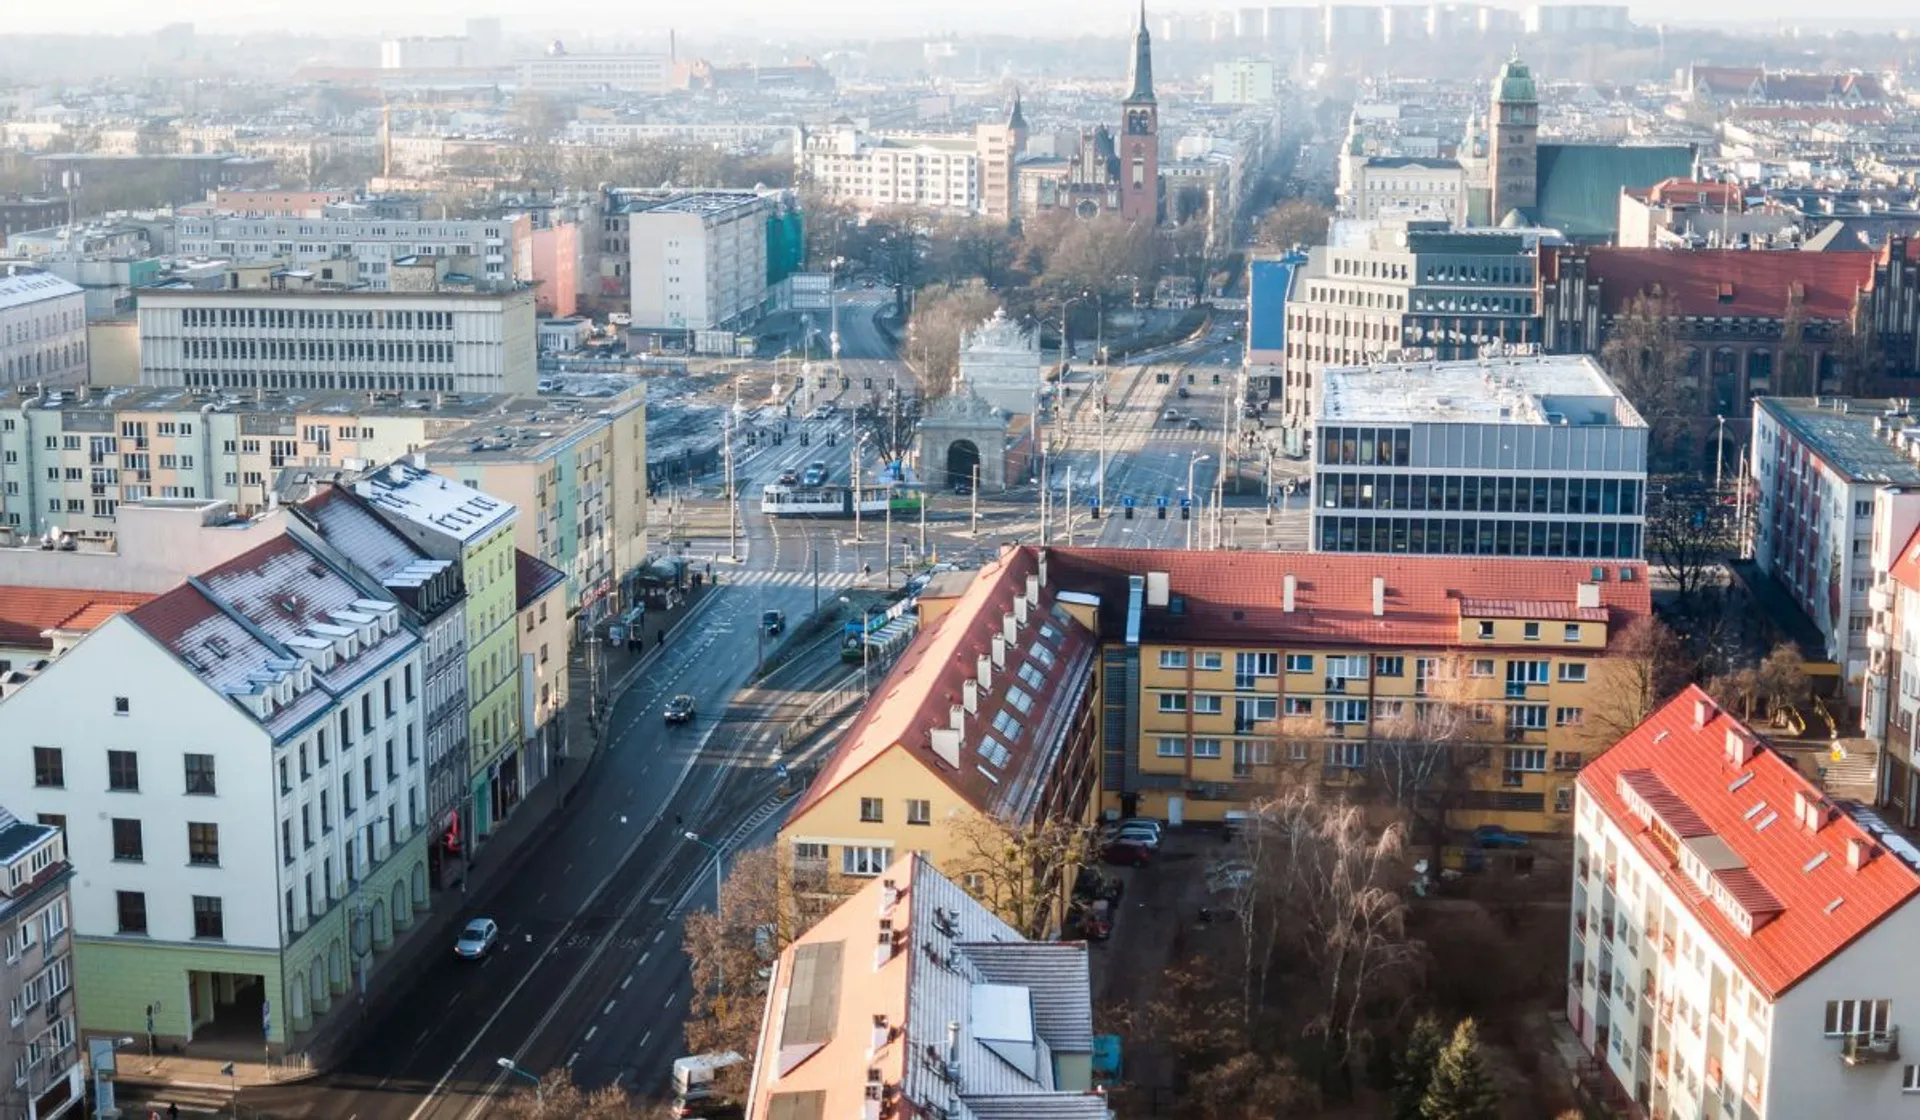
1101,841,1151,868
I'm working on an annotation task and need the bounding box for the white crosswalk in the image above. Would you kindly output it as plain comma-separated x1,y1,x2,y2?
726,569,864,588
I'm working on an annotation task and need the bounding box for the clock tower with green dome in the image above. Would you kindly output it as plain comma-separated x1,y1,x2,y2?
1489,52,1539,224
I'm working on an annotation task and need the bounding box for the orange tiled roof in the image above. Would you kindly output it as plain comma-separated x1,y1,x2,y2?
0,586,155,652
1581,686,1920,998
1889,520,1920,594
1045,548,1649,649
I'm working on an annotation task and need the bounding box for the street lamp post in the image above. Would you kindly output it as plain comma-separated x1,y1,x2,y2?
1186,453,1212,550
496,1057,543,1102
684,830,725,910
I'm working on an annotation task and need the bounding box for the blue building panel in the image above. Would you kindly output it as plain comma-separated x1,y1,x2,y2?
1247,252,1305,353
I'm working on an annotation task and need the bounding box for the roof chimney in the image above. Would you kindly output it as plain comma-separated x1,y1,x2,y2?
962,679,978,714
950,704,964,731
1283,574,1297,613
1013,595,1029,625
1372,576,1386,617
1848,835,1874,871
1724,727,1754,766
1694,697,1717,730
1576,582,1601,609
976,654,992,691
1025,574,1040,606
990,633,1007,668
946,1020,961,1064
1037,549,1048,588
1146,571,1170,608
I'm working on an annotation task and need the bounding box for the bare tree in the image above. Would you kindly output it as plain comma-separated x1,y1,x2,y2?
1582,615,1687,746
946,812,1096,940
905,282,1002,399
1646,484,1728,605
1366,653,1492,861
681,845,845,1092
1598,292,1694,471
1776,287,1813,397
1254,198,1333,249
500,1069,674,1119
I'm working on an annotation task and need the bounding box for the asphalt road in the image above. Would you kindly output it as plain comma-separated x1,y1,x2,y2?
225,582,850,1119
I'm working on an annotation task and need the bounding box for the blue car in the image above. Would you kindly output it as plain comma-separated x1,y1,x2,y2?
1472,824,1530,849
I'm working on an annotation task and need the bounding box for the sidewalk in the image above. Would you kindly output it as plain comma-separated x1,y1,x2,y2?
114,585,721,1100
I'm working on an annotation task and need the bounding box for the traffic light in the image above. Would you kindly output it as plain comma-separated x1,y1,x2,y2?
1180,506,1190,520
1157,506,1166,520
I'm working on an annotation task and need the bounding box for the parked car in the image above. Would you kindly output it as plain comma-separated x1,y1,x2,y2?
664,694,697,724
1112,818,1163,839
1175,386,1191,399
1161,407,1182,422
762,609,786,636
1105,824,1161,850
1186,417,1205,430
1472,824,1530,849
453,918,499,959
1101,841,1152,868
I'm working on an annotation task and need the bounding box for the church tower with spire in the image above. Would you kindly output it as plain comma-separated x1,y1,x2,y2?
1119,2,1160,224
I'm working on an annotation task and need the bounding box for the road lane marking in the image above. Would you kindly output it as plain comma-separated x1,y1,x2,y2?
448,993,461,1009
653,929,664,943
568,1052,579,1068
621,975,632,990
603,999,616,1015
663,992,677,1008
639,1029,652,1049
638,951,649,966
585,1025,598,1042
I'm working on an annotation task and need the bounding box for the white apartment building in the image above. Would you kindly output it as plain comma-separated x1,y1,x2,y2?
380,36,470,69
1751,398,1920,705
564,121,800,152
136,282,538,397
799,122,982,213
1347,157,1467,224
0,530,432,1049
174,214,529,289
1570,687,1920,1119
626,192,773,336
514,52,670,94
0,267,88,390
1211,58,1277,105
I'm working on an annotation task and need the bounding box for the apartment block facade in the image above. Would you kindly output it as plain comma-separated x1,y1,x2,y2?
352,462,522,841
625,191,773,336
0,268,87,391
174,214,530,290
0,807,79,1120
1570,687,1920,1118
135,282,538,397
799,123,984,213
0,532,433,1050
1312,355,1648,559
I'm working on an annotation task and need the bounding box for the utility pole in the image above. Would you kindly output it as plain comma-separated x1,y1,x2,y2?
851,436,864,578
1064,468,1075,547
1097,374,1108,515
812,547,820,613
971,463,980,539
884,473,894,588
723,390,738,563
918,479,928,561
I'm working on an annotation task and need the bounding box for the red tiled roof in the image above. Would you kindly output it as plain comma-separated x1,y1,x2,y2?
790,548,1096,823
1581,686,1920,998
1644,178,1741,207
514,549,565,611
0,586,156,651
1890,520,1920,593
1569,248,1874,321
1046,548,1649,650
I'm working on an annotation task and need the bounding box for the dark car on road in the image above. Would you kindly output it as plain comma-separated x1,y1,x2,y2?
777,468,798,485
1100,840,1152,868
762,609,786,636
1472,824,1530,849
664,694,697,724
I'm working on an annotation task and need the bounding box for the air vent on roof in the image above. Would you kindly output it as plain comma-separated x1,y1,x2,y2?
1804,851,1831,873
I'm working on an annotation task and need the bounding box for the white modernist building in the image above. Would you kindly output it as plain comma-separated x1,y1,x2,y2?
799,122,982,213
1570,686,1920,1118
174,214,528,289
135,282,538,396
1347,157,1468,224
514,52,670,94
0,530,432,1050
626,192,773,337
0,266,87,390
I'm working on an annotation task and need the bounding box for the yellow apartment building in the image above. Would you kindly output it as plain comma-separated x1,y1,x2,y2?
778,548,1101,928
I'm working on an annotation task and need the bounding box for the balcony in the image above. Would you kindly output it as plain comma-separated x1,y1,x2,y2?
1841,1027,1900,1065
1869,629,1892,652
1661,933,1676,963
1577,857,1590,880
1601,916,1616,941
1871,584,1895,613
1575,912,1589,939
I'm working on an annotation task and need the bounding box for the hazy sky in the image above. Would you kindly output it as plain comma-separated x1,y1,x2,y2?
24,1,1915,40
15,1,1920,39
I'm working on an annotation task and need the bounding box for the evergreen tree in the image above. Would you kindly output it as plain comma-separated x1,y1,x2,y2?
1392,1015,1445,1120
1421,1018,1500,1120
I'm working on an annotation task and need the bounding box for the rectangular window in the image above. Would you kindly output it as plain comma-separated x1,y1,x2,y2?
1192,738,1222,759
1327,742,1366,768
111,818,143,862
1285,697,1313,716
1373,656,1405,677
859,798,883,823
1158,649,1187,669
1523,621,1541,641
1505,747,1547,773
1157,737,1186,758
192,896,224,939
1017,662,1045,689
1196,651,1223,670
1904,1064,1920,1092
107,749,139,791
1553,751,1584,771
793,841,828,864
1559,662,1588,683
116,891,147,934
1006,686,1035,715
1555,706,1585,727
32,747,62,788
1157,693,1188,713
1193,694,1223,715
187,822,220,866
1328,699,1369,724
1825,999,1892,1039
183,753,216,795
1563,623,1581,642
1477,620,1495,639
1509,704,1549,730
991,710,1023,738
907,799,931,825
1470,658,1495,678
841,846,892,877
1284,654,1314,674
281,820,293,865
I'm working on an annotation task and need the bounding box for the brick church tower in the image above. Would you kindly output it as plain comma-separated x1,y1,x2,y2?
1119,2,1160,224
